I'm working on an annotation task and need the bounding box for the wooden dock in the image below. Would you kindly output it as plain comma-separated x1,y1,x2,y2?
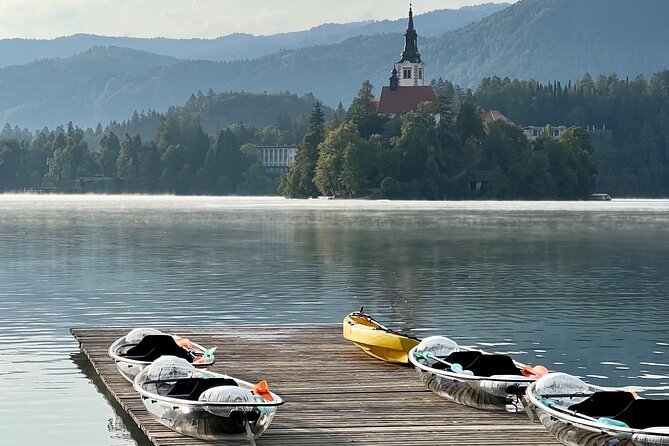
71,326,560,445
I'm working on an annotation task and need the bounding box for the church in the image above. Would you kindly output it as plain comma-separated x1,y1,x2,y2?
374,5,437,117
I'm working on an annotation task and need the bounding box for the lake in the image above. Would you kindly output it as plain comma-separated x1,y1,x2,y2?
1,195,668,445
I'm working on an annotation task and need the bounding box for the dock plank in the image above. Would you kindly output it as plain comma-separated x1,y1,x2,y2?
71,326,559,445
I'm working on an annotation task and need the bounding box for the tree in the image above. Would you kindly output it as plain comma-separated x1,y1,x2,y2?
314,121,369,198
0,139,25,191
206,128,248,193
98,132,120,177
348,81,376,124
347,80,388,138
455,102,484,142
117,134,142,184
279,102,326,198
392,106,439,194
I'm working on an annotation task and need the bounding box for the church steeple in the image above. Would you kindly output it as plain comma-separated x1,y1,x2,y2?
394,4,425,87
398,5,421,64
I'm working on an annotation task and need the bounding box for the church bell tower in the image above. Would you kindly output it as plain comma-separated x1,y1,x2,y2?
395,5,425,87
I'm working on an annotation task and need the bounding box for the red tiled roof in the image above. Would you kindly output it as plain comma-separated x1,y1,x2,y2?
375,86,437,114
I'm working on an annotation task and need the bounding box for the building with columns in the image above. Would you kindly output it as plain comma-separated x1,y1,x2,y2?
375,5,437,117
256,144,298,175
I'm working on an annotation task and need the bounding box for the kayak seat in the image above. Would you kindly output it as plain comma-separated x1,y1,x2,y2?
167,378,239,401
568,392,636,418
466,354,522,377
613,399,669,430
444,351,484,369
124,335,193,363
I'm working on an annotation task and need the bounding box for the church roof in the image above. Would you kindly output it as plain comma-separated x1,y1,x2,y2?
375,86,437,114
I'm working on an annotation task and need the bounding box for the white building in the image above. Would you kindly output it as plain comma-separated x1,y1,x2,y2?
523,125,568,141
256,145,298,174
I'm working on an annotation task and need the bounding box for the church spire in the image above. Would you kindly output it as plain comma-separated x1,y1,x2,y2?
399,4,421,64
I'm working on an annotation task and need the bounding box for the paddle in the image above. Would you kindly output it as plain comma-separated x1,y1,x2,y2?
353,308,421,341
416,351,475,376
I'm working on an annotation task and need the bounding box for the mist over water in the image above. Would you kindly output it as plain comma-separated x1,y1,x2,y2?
1,195,668,445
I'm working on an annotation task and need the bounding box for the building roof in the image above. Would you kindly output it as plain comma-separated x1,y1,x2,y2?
486,110,514,125
376,86,437,114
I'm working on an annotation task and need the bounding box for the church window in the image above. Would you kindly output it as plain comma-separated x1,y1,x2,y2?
418,68,423,80
403,68,412,79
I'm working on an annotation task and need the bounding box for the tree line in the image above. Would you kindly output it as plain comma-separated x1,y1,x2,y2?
0,91,324,195
2,70,667,198
471,71,669,196
279,80,597,200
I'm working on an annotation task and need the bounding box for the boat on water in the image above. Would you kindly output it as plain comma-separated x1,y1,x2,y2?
133,356,283,443
526,373,669,446
108,328,216,382
343,309,420,364
409,336,548,411
590,193,612,201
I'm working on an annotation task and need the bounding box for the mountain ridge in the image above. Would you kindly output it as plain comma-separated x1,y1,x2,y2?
2,0,669,129
0,4,508,68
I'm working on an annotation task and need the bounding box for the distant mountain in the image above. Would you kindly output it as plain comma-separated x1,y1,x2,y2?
0,4,508,68
2,0,669,130
0,47,181,129
425,0,669,87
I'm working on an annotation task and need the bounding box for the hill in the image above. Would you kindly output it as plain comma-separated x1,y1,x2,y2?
426,0,669,87
0,4,507,68
2,0,669,129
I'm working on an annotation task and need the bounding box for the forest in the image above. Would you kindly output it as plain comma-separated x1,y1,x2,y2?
0,69,667,198
471,71,669,196
280,82,596,200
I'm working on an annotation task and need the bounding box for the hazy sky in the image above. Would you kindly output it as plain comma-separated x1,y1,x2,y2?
0,0,512,39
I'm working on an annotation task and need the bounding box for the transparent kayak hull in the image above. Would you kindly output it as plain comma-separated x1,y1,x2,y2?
527,373,669,446
409,337,539,412
133,357,283,441
533,403,636,446
108,329,215,382
414,366,510,411
142,397,277,441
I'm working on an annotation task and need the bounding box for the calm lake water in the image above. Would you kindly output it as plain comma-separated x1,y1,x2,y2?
1,195,668,445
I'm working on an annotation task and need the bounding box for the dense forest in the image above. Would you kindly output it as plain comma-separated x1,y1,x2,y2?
279,82,596,200
0,68,668,198
0,91,329,196
471,71,669,196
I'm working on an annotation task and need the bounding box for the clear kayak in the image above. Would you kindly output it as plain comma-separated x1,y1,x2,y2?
409,336,547,411
108,328,216,382
526,373,669,446
343,309,420,364
133,356,284,442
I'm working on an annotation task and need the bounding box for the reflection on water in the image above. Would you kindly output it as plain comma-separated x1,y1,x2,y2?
0,195,668,445
72,352,153,446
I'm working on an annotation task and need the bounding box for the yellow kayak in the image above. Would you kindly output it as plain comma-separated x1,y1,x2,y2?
343,309,420,364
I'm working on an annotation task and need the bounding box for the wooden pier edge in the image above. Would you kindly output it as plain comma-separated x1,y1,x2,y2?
71,326,560,445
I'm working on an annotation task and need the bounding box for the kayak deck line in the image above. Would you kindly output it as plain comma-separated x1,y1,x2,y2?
71,326,560,445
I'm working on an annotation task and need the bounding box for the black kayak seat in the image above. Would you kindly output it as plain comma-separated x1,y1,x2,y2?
167,377,239,401
123,335,193,363
568,391,636,418
613,399,669,430
444,351,484,369
466,354,522,377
